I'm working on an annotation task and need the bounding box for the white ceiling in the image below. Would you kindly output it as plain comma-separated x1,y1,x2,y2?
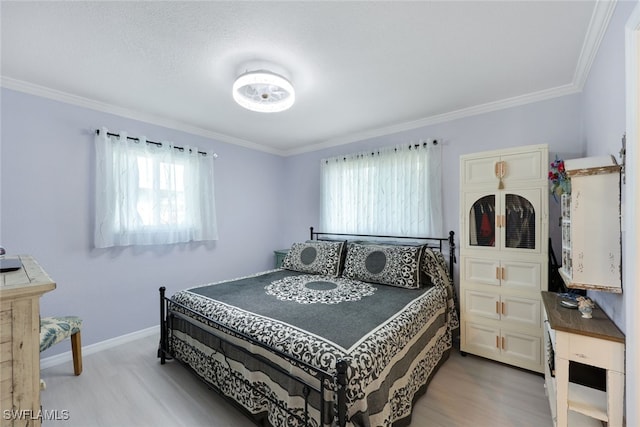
1,1,614,156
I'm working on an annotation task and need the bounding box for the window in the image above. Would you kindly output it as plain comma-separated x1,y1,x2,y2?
94,129,218,248
320,142,442,237
135,156,186,227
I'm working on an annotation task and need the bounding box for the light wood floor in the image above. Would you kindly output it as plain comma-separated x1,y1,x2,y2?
41,334,553,426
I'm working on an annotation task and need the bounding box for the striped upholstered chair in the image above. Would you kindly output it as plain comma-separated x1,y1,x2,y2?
40,316,83,375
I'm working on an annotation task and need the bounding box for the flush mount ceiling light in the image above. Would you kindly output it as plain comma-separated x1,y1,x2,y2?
232,70,295,113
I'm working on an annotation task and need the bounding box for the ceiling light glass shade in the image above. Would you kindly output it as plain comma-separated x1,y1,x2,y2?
232,70,295,113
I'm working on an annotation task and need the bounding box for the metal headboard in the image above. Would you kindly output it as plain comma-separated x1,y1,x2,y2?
309,226,456,279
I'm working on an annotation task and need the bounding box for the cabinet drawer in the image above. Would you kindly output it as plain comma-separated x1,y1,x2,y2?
465,290,499,319
463,156,501,186
464,322,501,356
500,151,544,183
463,257,500,286
462,149,544,186
502,260,542,291
556,332,624,372
501,295,541,327
502,329,542,366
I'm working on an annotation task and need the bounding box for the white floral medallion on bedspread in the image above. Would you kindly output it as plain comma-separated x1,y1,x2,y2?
265,274,376,304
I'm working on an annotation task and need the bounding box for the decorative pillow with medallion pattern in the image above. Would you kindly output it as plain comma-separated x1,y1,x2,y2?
342,242,424,289
282,240,346,277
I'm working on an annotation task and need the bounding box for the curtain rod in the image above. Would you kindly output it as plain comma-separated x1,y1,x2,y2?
95,129,217,158
410,139,438,148
325,139,439,163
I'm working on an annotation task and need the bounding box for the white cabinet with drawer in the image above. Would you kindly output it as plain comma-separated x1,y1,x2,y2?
542,292,625,427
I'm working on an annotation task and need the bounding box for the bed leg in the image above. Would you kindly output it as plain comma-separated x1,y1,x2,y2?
302,386,310,427
448,231,456,279
336,359,348,427
159,286,167,364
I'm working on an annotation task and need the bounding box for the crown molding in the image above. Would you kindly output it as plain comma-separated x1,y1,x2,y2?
283,82,581,156
0,76,286,156
572,0,618,89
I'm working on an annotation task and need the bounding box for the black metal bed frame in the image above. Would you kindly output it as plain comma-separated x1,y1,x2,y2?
158,228,456,427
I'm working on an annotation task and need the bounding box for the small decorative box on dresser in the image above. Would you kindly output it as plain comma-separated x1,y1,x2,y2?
542,291,625,427
459,144,549,373
1,255,56,427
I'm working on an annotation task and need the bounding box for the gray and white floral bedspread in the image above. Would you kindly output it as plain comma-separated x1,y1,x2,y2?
168,268,456,427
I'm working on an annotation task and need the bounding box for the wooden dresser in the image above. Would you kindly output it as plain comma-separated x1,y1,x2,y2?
1,256,56,427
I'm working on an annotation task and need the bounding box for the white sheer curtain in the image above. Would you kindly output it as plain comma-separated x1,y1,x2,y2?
94,128,218,248
320,141,443,237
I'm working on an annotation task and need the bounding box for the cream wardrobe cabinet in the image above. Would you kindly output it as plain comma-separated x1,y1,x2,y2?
460,144,549,373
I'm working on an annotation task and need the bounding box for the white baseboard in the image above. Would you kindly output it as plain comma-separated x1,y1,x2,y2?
40,326,158,370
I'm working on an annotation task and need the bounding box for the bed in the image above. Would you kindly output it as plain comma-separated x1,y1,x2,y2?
158,228,458,427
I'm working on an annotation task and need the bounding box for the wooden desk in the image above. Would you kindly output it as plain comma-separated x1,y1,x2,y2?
541,291,625,426
1,255,56,427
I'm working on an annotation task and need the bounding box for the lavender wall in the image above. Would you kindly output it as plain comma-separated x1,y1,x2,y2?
281,94,585,288
0,88,286,356
580,0,636,330
2,1,633,364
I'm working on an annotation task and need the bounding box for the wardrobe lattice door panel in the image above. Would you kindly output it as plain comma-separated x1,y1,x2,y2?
468,194,496,248
504,194,535,249
464,188,542,254
499,188,542,254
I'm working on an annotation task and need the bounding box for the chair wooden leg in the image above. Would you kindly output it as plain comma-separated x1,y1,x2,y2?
70,331,82,375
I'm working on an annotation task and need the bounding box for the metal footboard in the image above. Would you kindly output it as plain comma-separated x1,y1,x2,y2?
158,286,348,427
